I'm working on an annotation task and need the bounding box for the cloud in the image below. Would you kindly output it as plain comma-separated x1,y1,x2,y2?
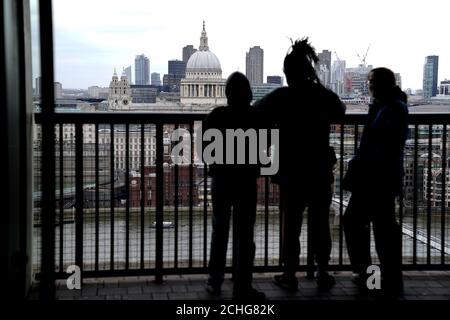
37,0,450,89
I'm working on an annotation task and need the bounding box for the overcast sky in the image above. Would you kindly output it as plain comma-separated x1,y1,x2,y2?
31,0,449,90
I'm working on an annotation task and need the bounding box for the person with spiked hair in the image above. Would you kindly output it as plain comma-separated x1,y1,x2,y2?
255,38,346,291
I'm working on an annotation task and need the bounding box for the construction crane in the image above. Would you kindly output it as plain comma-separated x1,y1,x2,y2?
356,44,371,67
334,51,342,63
354,44,372,97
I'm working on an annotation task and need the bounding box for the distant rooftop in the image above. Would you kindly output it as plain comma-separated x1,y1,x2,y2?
33,100,450,115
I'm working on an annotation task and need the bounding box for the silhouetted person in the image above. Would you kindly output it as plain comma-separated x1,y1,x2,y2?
255,38,345,291
204,72,265,300
343,67,408,298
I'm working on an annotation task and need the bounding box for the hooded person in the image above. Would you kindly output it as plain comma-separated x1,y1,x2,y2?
343,67,409,298
203,72,265,300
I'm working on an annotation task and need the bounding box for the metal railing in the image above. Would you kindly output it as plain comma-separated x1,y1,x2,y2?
33,112,450,286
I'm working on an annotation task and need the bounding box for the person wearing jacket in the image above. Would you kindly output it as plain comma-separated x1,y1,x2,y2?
343,67,409,298
204,72,265,300
255,38,346,291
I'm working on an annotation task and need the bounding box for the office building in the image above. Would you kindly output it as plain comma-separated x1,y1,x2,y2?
168,60,186,77
135,54,150,85
183,45,197,63
165,60,186,92
124,65,132,85
345,64,373,96
423,55,439,98
246,46,264,85
130,85,157,103
395,73,402,89
267,76,283,86
88,86,100,98
331,60,346,96
316,50,332,88
151,72,161,86
251,84,281,102
54,82,62,99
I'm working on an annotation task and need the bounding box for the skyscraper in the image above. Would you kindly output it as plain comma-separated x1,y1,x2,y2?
183,45,197,63
54,82,62,99
166,60,186,92
246,46,264,86
423,55,439,98
394,73,402,89
124,65,133,84
317,50,332,71
331,60,346,96
316,50,332,88
168,60,186,77
135,54,150,85
317,65,330,88
151,72,161,86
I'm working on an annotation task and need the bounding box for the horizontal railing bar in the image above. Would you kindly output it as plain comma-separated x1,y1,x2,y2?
38,264,450,280
35,112,207,124
34,112,450,125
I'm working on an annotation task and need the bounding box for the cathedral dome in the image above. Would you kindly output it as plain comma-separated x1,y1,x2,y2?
180,21,227,106
186,50,221,72
185,21,222,74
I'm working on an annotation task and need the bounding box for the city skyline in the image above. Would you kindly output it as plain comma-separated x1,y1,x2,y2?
31,0,449,90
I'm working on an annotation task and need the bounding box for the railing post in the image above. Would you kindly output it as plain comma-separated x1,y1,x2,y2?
189,123,194,268
155,123,164,283
110,124,115,270
306,210,315,279
125,123,130,270
441,124,447,265
413,125,418,265
203,162,208,269
140,124,145,269
95,123,99,271
427,125,432,264
339,122,345,266
75,124,84,280
264,177,269,268
59,124,64,273
174,124,179,269
39,0,56,300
